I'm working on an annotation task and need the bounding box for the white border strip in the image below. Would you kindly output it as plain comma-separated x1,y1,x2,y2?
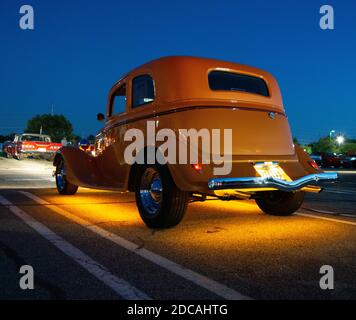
20,191,251,300
0,194,150,300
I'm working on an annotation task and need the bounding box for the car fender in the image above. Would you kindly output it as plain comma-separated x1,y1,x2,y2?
294,144,323,174
53,146,98,187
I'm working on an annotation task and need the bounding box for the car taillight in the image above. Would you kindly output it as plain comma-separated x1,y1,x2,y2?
308,160,319,170
192,163,203,173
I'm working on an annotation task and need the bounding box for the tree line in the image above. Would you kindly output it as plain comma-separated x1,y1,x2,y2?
0,114,94,143
295,137,356,154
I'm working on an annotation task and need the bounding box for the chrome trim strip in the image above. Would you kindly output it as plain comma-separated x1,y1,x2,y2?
208,172,339,192
103,105,286,132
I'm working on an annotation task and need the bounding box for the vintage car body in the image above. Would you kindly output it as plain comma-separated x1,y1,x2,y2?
78,139,95,155
5,133,62,160
54,56,338,228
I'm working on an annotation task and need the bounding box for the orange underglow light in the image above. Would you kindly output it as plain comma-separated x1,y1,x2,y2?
44,191,142,226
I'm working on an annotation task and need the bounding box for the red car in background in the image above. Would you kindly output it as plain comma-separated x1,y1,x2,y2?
320,152,352,168
320,153,340,168
4,133,62,160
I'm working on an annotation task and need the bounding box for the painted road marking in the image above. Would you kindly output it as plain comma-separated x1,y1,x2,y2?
0,194,150,300
296,212,356,227
21,191,250,300
302,207,356,218
4,178,54,182
241,199,356,224
335,171,356,174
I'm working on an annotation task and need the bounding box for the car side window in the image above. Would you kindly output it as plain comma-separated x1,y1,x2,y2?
132,75,155,108
111,84,127,116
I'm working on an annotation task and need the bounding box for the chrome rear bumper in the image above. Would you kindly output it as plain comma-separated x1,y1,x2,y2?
208,172,339,192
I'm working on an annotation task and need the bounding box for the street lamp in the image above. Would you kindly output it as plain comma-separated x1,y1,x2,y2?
329,129,335,143
336,135,345,146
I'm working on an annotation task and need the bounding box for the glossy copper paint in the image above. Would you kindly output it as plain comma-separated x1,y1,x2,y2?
55,56,321,194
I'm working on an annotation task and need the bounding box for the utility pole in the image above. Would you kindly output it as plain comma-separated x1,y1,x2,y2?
51,104,54,116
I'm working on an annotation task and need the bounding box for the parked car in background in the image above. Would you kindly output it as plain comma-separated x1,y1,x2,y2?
319,152,353,169
4,133,62,160
320,152,341,168
2,141,12,157
349,155,356,168
337,154,352,169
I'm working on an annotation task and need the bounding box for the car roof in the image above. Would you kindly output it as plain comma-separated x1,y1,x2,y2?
109,56,284,112
22,133,50,137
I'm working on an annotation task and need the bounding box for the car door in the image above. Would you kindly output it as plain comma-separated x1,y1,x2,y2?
94,80,128,189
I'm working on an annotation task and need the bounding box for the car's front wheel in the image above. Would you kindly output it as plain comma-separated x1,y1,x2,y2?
135,165,189,228
255,190,304,216
55,157,78,195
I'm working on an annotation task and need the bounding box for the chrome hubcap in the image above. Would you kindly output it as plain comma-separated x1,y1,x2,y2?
56,162,66,191
139,168,163,215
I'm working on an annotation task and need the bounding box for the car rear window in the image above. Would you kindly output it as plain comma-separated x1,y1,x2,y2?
21,135,50,142
208,71,269,97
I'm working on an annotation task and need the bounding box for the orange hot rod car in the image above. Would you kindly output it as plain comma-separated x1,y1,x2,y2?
53,56,338,228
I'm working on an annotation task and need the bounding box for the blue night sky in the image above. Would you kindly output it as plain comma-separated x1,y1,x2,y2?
1,0,355,143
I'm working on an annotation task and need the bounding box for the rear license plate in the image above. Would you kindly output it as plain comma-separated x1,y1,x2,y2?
38,148,47,152
254,162,291,181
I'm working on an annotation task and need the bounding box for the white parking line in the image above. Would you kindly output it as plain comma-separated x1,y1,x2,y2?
4,178,54,182
241,199,356,225
296,212,356,227
334,171,356,174
21,191,250,300
0,194,150,300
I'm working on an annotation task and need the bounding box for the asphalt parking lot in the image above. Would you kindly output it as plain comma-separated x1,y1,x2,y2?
0,157,355,300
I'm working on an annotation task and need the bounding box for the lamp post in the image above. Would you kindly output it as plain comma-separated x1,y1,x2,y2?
329,129,335,143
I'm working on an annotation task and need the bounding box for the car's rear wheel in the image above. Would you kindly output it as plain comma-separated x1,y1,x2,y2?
15,153,23,160
135,165,189,228
255,190,304,216
55,157,78,195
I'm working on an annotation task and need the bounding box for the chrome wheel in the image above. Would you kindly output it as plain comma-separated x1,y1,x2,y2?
135,165,189,228
139,168,163,216
56,161,66,191
55,157,78,195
